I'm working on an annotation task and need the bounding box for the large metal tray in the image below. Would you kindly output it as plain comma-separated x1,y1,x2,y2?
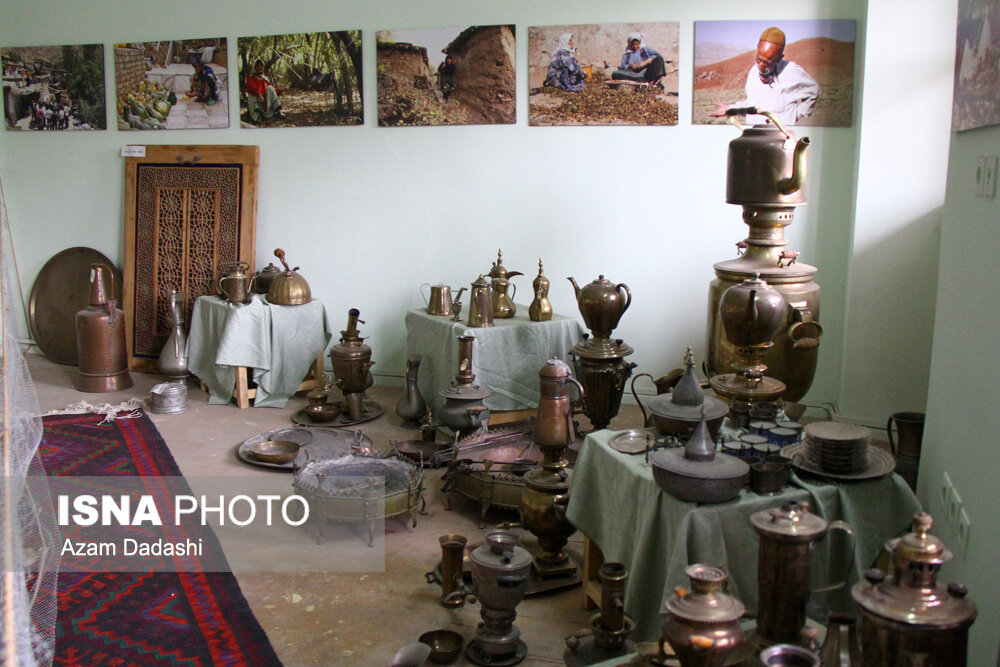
29,247,121,365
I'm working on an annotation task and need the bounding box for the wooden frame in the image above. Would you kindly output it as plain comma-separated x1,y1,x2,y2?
123,145,259,372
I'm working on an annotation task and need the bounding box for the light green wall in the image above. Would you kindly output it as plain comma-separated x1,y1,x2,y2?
0,0,865,408
920,125,1000,664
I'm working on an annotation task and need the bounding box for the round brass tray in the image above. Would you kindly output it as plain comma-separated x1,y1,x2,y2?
783,442,895,481
236,427,374,471
292,401,383,427
29,247,121,365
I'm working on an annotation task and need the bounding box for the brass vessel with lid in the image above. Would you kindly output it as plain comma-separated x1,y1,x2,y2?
528,259,552,322
266,248,311,306
659,564,745,667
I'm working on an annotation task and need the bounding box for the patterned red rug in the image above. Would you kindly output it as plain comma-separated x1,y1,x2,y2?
40,412,283,667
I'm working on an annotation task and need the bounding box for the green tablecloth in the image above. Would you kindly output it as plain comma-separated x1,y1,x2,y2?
566,430,922,641
404,306,584,411
187,295,331,408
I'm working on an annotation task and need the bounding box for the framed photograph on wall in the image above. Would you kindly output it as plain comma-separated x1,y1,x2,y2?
953,0,1000,132
114,38,228,130
693,20,856,127
2,44,106,131
237,31,362,128
528,23,679,126
376,26,515,126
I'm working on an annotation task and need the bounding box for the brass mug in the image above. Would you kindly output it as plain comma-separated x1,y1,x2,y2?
422,283,464,316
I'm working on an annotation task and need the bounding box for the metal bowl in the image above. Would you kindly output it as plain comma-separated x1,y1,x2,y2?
250,440,300,464
303,403,340,423
418,629,463,664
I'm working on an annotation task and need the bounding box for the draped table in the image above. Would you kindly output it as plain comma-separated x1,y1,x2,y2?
567,429,922,641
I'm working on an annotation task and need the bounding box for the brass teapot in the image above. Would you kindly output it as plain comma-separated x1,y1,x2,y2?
719,273,785,349
568,275,631,340
218,261,255,305
488,250,522,319
725,107,810,206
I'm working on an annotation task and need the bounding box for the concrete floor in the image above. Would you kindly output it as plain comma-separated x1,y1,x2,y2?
28,354,647,666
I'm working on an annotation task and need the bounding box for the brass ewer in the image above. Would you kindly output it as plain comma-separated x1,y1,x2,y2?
709,273,787,404
659,564,745,667
520,359,583,577
852,513,977,666
488,249,523,319
528,259,552,322
707,109,823,404
329,308,375,421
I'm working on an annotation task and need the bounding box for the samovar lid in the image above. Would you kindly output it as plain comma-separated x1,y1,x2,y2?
570,338,634,359
713,256,817,282
440,383,491,400
255,262,283,278
852,513,977,627
665,564,745,623
750,500,827,539
647,349,730,423
539,358,572,379
470,530,532,571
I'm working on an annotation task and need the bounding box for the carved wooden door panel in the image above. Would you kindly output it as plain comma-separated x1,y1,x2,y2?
124,145,258,372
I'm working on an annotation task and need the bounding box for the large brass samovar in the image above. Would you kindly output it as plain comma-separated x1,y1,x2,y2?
706,110,823,404
520,359,583,577
75,264,132,392
852,513,977,666
568,275,636,430
329,308,375,421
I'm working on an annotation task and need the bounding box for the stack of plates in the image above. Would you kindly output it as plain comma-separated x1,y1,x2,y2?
804,421,871,474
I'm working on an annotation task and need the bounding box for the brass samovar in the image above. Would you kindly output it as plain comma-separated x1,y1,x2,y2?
706,109,823,404
520,359,583,577
75,264,132,392
568,275,636,430
329,308,375,421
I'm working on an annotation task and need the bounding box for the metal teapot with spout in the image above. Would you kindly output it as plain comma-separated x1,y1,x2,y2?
467,275,493,328
488,250,523,319
725,107,810,206
266,248,311,306
719,273,786,349
218,261,255,305
568,275,631,340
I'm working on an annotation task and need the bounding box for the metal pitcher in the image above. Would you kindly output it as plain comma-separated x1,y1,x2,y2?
490,277,517,319
421,283,464,316
75,264,133,392
467,275,493,328
218,261,255,305
886,411,925,491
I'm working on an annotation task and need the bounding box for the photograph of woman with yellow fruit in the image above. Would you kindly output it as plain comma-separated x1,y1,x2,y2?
114,38,229,130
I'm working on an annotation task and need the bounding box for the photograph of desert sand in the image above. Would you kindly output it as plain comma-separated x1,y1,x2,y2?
376,26,515,126
693,20,856,127
953,0,1000,131
528,23,679,126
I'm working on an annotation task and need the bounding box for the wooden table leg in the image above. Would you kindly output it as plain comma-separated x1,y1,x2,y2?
234,366,251,409
582,535,604,610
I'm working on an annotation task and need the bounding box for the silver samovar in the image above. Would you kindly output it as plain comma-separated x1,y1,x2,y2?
437,335,491,436
709,274,787,405
329,308,375,421
466,530,532,666
520,359,583,577
567,275,636,430
706,110,823,404
852,513,977,666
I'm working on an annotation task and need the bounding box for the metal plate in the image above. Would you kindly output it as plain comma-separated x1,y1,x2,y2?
29,247,122,365
291,401,384,427
783,442,895,481
236,428,315,470
609,429,657,454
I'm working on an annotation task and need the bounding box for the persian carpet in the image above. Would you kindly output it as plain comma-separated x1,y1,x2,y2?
40,412,283,667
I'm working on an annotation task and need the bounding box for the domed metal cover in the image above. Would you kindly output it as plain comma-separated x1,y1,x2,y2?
649,415,748,481
471,530,532,571
440,383,490,401
750,500,827,540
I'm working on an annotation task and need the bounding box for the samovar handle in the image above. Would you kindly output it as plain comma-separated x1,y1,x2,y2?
812,520,856,595
615,282,632,316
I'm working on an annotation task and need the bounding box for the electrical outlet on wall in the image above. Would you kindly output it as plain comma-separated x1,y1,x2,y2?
976,156,998,197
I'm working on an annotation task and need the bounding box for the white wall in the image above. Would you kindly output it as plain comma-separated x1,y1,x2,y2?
920,126,1000,665
0,0,865,407
838,0,956,424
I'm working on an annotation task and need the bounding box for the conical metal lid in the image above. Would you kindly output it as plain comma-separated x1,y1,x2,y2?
649,410,748,480
646,349,730,422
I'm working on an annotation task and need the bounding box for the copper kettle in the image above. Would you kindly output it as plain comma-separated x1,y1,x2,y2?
567,275,631,340
725,107,810,206
266,248,311,306
719,273,785,349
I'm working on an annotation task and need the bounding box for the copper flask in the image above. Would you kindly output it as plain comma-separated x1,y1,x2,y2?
75,263,133,392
